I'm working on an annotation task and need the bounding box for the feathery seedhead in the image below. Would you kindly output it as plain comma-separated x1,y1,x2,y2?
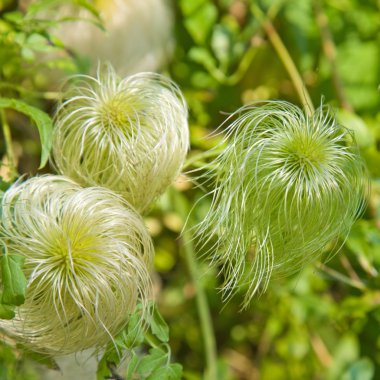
197,101,368,306
0,175,153,354
52,64,189,214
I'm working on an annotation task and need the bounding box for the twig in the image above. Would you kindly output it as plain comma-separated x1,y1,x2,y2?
251,4,315,116
174,189,218,380
310,334,333,367
339,255,362,284
318,262,365,290
313,0,353,111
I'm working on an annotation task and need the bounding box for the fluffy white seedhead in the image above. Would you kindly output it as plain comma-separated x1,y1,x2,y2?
197,101,368,306
30,0,174,76
52,64,189,214
0,175,153,354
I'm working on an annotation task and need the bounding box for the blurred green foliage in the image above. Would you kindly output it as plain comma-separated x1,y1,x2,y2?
163,0,380,379
0,0,380,379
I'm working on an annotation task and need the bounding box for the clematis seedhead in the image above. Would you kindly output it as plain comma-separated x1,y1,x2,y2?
0,175,153,354
52,64,189,213
197,101,368,306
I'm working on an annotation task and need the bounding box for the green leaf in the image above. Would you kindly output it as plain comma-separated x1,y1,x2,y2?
0,98,53,168
25,0,104,31
1,254,27,306
147,363,183,380
181,1,218,45
0,302,15,319
336,109,374,149
95,357,110,380
0,176,11,192
116,312,144,349
96,351,120,380
189,47,217,68
211,25,232,68
24,0,62,18
180,0,205,15
3,11,23,25
125,351,140,380
148,302,169,343
136,347,168,377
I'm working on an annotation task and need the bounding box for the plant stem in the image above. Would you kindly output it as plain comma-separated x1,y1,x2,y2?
144,329,162,349
184,148,224,170
318,263,365,290
313,0,353,111
251,4,315,116
183,229,218,380
0,109,18,180
174,190,218,380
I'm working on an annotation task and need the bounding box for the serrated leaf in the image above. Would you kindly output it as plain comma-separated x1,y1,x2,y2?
1,254,27,306
147,363,183,380
0,98,53,168
125,351,140,380
0,302,15,319
136,347,168,377
96,352,120,380
148,303,169,343
116,313,144,349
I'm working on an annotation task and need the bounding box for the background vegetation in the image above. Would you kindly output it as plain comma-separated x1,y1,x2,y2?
0,0,379,379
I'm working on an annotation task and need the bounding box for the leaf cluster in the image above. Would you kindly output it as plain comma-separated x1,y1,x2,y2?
97,302,182,380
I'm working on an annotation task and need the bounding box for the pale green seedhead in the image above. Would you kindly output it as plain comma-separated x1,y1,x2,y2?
0,175,153,354
52,64,189,214
197,101,367,306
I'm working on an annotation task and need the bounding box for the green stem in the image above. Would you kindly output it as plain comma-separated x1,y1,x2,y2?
251,4,315,116
0,109,18,180
184,148,224,170
183,229,218,380
174,190,218,380
143,329,161,349
318,263,365,290
313,0,353,111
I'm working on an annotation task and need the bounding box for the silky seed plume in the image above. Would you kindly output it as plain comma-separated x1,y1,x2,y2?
52,63,189,214
0,175,153,354
197,101,368,306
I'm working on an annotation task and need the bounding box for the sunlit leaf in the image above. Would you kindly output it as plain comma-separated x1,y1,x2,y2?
1,254,27,306
0,98,53,168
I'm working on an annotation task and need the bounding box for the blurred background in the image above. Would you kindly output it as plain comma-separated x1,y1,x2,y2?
0,0,380,379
